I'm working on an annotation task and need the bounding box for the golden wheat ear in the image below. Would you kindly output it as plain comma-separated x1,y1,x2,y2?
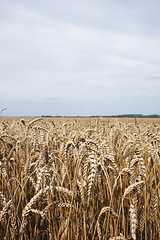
0,108,7,114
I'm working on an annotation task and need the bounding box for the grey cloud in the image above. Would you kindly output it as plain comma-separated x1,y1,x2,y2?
3,95,160,117
0,0,160,116
46,97,62,102
148,74,160,80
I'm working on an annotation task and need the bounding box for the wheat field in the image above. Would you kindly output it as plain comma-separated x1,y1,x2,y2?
0,117,159,239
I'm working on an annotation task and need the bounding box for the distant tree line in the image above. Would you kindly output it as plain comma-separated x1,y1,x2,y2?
41,114,160,118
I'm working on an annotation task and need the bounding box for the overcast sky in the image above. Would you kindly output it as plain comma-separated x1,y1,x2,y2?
0,0,160,116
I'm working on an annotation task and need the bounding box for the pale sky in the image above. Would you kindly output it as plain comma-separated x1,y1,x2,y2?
0,0,160,116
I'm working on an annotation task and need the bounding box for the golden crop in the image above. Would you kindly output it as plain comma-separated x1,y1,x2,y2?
0,117,159,239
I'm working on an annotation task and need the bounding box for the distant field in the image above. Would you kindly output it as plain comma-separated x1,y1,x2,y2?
0,117,159,239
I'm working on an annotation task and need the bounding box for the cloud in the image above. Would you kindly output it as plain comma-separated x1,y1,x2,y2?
46,97,62,102
0,0,160,115
149,73,160,80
